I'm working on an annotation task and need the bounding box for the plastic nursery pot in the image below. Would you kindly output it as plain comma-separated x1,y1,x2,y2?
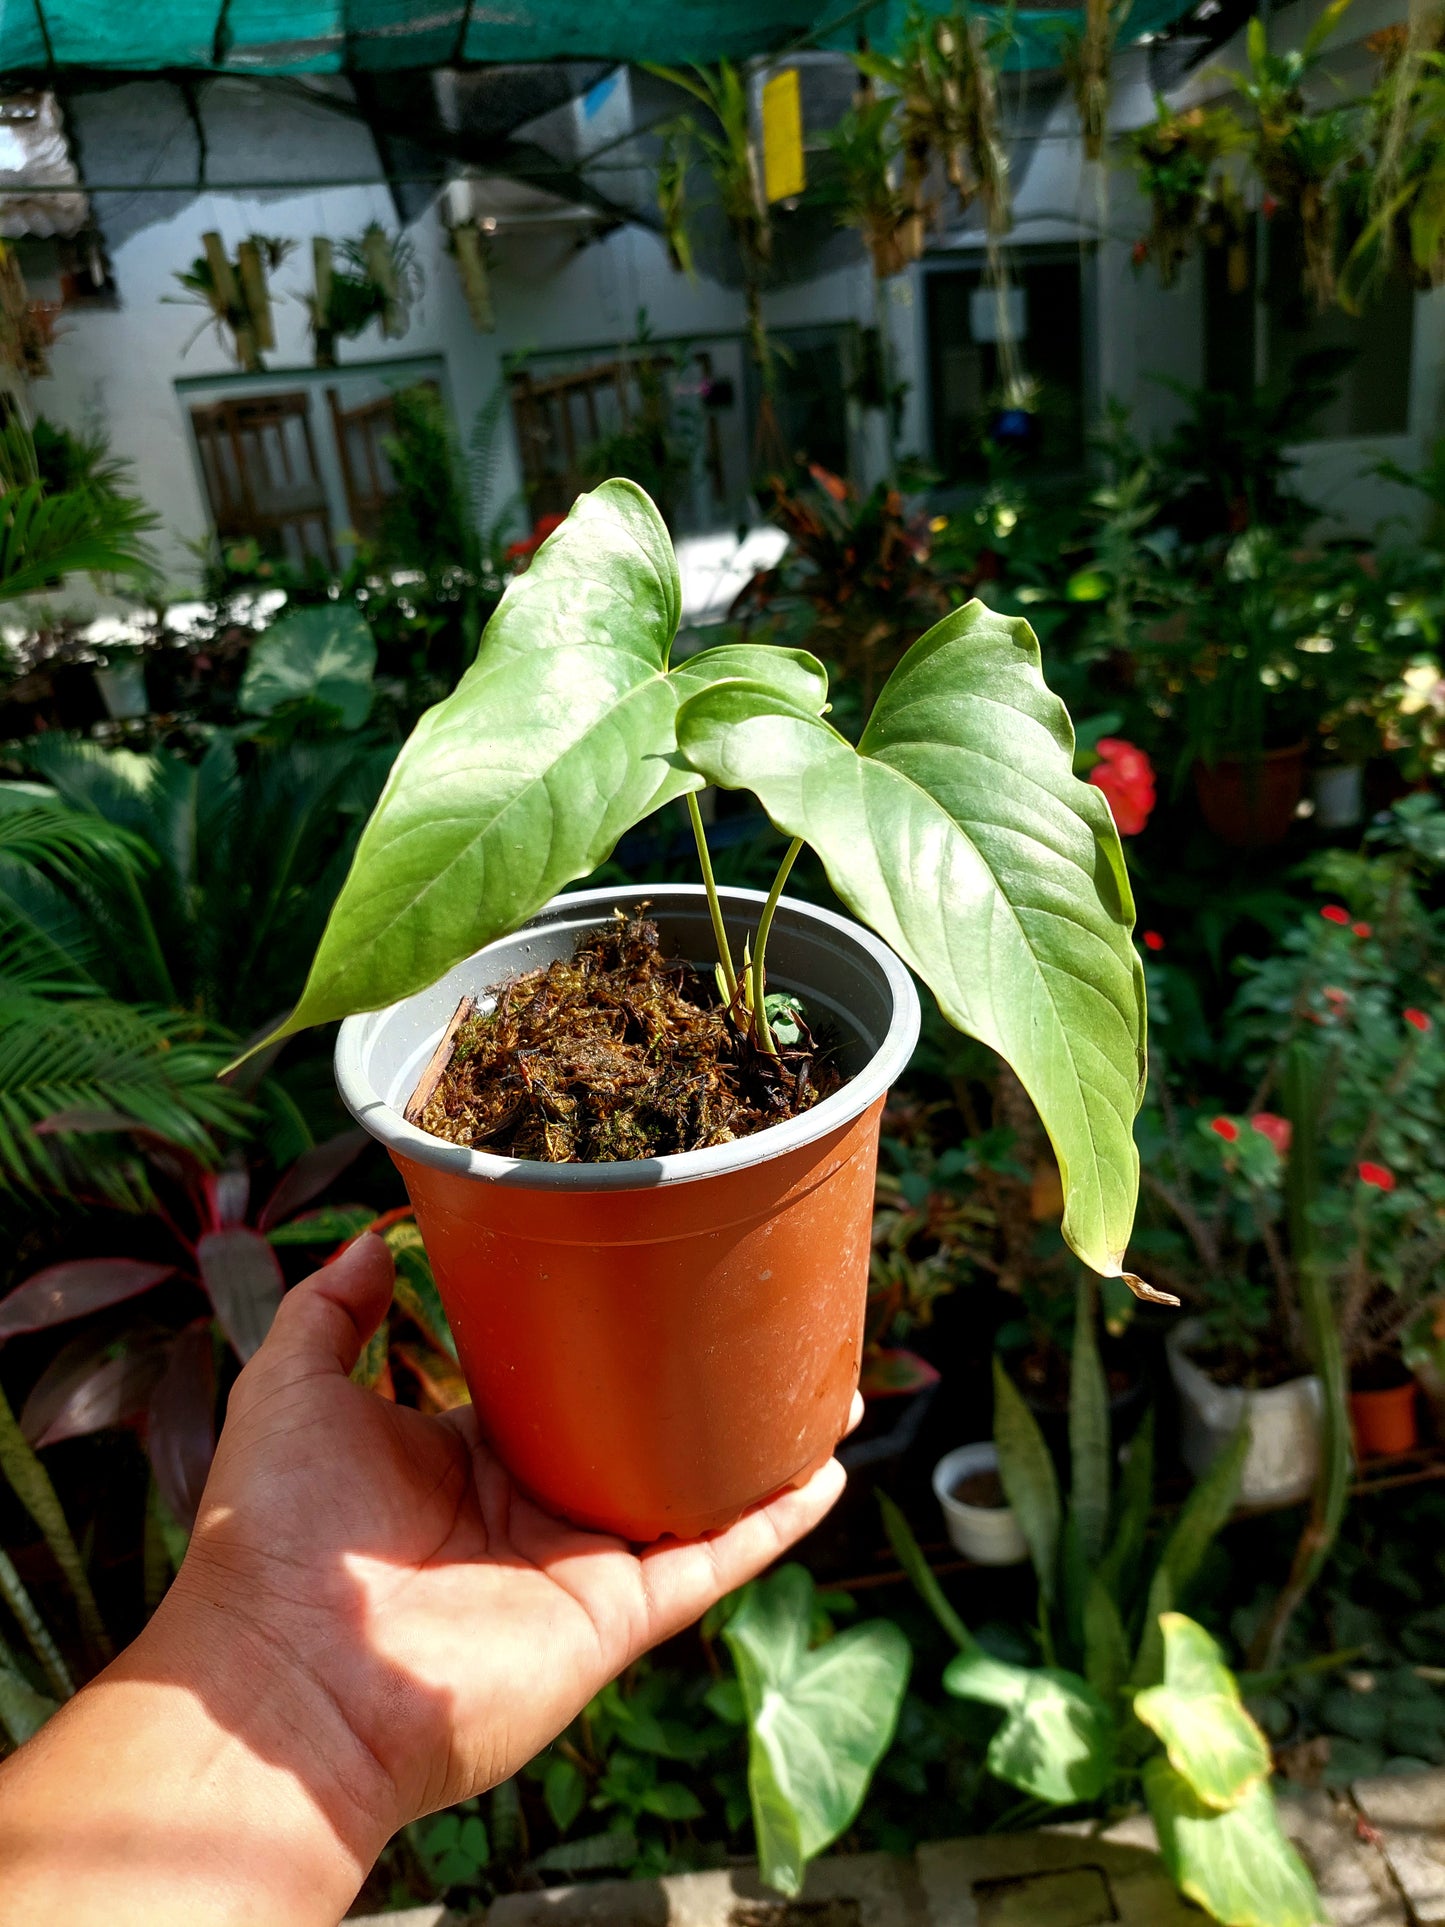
1192,743,1307,848
336,884,921,1543
932,1443,1029,1566
1349,1378,1418,1460
1167,1316,1322,1508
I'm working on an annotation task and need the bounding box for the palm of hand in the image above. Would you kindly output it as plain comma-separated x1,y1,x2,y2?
176,1237,845,1828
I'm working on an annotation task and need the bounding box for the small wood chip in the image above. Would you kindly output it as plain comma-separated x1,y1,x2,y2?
404,995,477,1124
1122,1271,1181,1307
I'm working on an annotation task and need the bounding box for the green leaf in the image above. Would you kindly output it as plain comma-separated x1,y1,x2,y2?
1069,1275,1110,1567
1132,1423,1248,1687
724,1564,910,1898
1084,1575,1131,1705
0,1381,109,1660
265,482,827,1050
943,1648,1116,1804
993,1356,1062,1606
544,1756,587,1832
676,601,1146,1275
640,1781,705,1820
1135,1614,1271,1809
1098,1407,1154,1614
878,1490,972,1651
1145,1758,1323,1927
238,604,377,729
0,1633,57,1745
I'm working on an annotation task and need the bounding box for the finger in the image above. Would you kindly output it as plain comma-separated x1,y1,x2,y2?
633,1456,846,1649
844,1391,864,1438
252,1232,395,1384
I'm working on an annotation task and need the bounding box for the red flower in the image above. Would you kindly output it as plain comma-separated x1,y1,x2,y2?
1143,929,1165,951
1323,985,1350,1012
1132,239,1149,266
1089,738,1157,837
1405,1008,1432,1033
1359,1161,1396,1191
1321,904,1350,925
505,512,566,568
1250,1112,1291,1154
1211,1117,1240,1143
1353,922,1372,939
1262,194,1280,220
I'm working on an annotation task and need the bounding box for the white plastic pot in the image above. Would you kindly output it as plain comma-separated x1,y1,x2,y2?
94,659,148,720
1312,763,1364,830
932,1443,1029,1565
1167,1316,1322,1508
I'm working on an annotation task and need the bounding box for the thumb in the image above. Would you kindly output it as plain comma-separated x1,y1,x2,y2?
252,1232,395,1386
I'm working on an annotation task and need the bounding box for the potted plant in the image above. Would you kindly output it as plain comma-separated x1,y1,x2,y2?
246,479,1148,1541
931,1440,1028,1563
168,232,294,372
1124,99,1246,288
304,226,418,367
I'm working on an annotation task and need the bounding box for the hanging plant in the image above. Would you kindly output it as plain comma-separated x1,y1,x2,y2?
1124,100,1246,287
654,119,697,277
1064,0,1132,165
1338,18,1445,313
447,222,495,333
818,87,920,279
1224,0,1362,308
856,2,1012,237
301,224,419,367
168,232,294,372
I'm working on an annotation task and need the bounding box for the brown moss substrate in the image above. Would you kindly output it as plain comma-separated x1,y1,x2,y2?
419,911,841,1162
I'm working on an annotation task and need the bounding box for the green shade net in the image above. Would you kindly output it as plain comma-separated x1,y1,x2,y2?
2,0,1198,75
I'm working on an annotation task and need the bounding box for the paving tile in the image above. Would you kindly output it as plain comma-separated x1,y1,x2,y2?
347,1909,457,1926
1279,1789,1406,1927
918,1829,1195,1925
1354,1770,1445,1924
487,1850,927,1927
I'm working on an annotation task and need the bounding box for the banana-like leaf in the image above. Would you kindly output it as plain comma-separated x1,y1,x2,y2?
262,482,828,1051
1145,1758,1323,1927
943,1647,1115,1804
676,603,1146,1275
992,1356,1061,1605
724,1564,910,1898
1135,1614,1270,1810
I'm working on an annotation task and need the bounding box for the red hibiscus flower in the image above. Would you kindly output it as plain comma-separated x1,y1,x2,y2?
1405,1008,1432,1033
1321,904,1350,925
1143,930,1165,951
1250,1113,1291,1154
1089,738,1157,837
1353,922,1372,939
1211,1117,1240,1143
1359,1162,1396,1191
505,512,566,569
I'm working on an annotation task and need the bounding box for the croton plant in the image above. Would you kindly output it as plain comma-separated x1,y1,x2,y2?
259,481,1148,1281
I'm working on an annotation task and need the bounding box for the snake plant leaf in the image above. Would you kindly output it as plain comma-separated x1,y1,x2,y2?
724,1563,910,1897
992,1356,1061,1605
1145,1758,1323,1927
943,1647,1115,1804
1135,1614,1270,1810
676,601,1146,1276
257,483,828,1054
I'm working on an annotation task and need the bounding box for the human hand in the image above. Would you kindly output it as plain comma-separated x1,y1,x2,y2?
0,1233,851,1926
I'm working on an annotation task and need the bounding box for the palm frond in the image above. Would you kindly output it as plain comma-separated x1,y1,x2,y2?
0,479,157,603
0,996,244,1208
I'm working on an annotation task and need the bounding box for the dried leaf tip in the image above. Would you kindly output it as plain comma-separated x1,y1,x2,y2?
1122,1271,1181,1307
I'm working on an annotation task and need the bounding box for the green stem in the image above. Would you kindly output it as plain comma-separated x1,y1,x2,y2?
752,838,803,1056
0,1383,110,1662
0,1548,74,1700
686,792,737,1001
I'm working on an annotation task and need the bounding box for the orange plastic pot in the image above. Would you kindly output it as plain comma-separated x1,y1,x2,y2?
337,885,921,1542
1349,1379,1418,1459
1193,743,1307,848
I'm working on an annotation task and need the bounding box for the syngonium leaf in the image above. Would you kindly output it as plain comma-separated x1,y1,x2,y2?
1134,1613,1270,1810
676,601,1146,1276
724,1563,910,1898
238,604,377,729
258,481,828,1053
943,1646,1115,1805
1144,1757,1323,1927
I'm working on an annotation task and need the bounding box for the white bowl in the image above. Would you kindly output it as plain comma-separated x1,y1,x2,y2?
932,1443,1030,1565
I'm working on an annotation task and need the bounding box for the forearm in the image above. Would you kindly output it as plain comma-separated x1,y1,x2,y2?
0,1591,397,1927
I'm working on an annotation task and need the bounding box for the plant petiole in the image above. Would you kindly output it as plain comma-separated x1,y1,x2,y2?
752,838,804,1056
687,790,738,1003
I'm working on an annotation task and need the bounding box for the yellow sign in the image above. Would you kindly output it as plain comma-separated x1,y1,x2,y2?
761,68,804,204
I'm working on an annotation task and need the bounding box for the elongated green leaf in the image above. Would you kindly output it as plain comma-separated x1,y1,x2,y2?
724,1564,910,1898
993,1357,1061,1606
1135,1614,1270,1809
264,483,828,1051
1132,1423,1248,1687
0,1545,72,1699
1084,1574,1131,1705
0,1632,57,1746
1099,1406,1154,1616
676,602,1146,1275
1069,1277,1110,1566
1145,1759,1323,1927
239,605,377,729
878,1490,972,1651
0,1381,109,1658
944,1648,1115,1804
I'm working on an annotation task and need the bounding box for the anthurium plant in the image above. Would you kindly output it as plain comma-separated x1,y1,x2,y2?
259,480,1146,1279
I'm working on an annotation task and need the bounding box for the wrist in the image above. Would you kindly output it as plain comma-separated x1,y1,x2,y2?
0,1577,401,1927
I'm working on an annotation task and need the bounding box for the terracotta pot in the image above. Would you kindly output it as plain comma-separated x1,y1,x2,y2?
1350,1378,1418,1459
336,884,920,1542
1193,743,1307,847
